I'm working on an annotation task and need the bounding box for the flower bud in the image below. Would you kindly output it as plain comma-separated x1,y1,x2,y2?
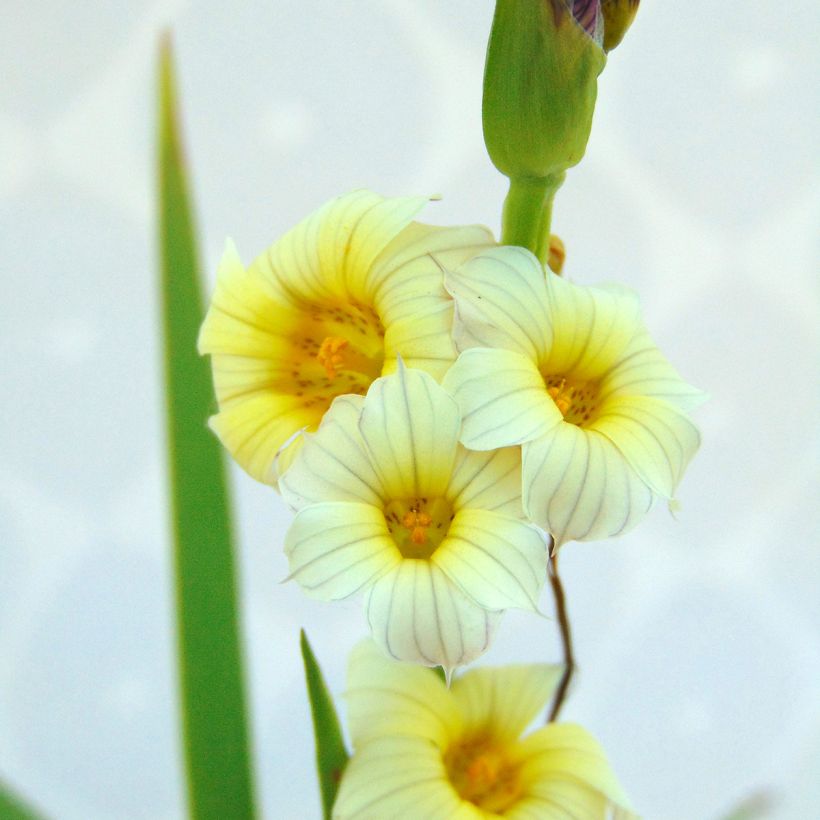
601,0,640,52
482,0,607,181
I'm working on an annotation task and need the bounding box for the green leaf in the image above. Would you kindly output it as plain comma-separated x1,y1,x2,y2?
157,35,257,819
0,779,44,819
300,631,349,819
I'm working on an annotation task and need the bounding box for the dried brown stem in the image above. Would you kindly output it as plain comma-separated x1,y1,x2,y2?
547,548,575,722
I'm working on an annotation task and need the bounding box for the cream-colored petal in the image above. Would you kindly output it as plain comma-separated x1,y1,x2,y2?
599,327,707,413
446,245,551,359
371,221,495,325
279,395,385,509
208,394,317,487
542,275,641,382
443,348,561,451
345,640,460,747
450,664,561,744
383,301,458,383
447,445,523,517
359,365,460,499
434,510,547,612
365,560,500,671
592,395,701,499
515,723,635,817
333,736,475,820
285,502,399,599
523,423,654,546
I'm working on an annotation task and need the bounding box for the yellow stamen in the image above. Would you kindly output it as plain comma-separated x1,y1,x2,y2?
547,379,572,416
316,336,349,379
402,510,432,544
444,736,521,813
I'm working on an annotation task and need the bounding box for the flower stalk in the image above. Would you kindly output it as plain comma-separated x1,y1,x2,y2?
547,550,575,722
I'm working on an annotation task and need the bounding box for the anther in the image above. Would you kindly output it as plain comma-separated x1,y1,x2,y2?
316,336,349,379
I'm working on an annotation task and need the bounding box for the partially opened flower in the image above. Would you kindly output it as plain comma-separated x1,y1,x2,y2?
280,365,547,671
198,190,494,485
443,246,705,547
333,640,636,819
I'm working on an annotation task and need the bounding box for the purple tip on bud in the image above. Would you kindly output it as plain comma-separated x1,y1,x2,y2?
570,0,603,44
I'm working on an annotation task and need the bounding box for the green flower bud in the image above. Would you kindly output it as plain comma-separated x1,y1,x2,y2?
482,0,607,181
602,0,640,52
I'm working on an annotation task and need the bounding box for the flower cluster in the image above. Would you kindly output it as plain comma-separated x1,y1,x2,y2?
200,188,702,816
200,189,702,669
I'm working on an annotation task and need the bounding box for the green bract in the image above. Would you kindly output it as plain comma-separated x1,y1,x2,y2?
482,0,606,181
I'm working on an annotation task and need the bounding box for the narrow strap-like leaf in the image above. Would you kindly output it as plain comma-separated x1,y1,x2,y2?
0,779,44,820
300,631,349,819
157,35,256,819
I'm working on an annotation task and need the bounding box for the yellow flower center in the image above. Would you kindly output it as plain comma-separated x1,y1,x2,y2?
544,375,599,426
384,497,454,559
444,735,522,814
279,301,385,414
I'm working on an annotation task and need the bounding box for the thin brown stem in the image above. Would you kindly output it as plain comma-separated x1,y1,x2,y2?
547,548,575,722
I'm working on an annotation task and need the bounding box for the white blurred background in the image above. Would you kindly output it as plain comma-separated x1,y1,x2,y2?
1,1,818,818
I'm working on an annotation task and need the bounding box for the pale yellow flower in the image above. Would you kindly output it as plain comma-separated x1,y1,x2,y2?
442,246,704,547
198,190,494,485
333,640,636,819
280,365,547,671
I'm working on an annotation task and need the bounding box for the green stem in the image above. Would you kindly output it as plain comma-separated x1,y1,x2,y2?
500,173,565,264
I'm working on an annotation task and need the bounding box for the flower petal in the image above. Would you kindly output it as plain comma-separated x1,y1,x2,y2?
345,640,460,747
514,723,636,818
592,395,701,498
383,301,458,382
285,502,399,599
443,348,561,450
279,395,385,509
447,445,523,517
365,560,499,671
599,327,707,413
208,393,316,486
542,275,641,382
371,221,495,326
434,510,547,612
523,423,654,546
253,190,429,305
450,664,562,744
332,736,471,820
446,245,551,359
359,365,460,499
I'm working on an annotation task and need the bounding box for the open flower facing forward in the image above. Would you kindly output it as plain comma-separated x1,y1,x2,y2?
280,365,547,671
333,640,636,819
443,246,704,547
198,190,494,485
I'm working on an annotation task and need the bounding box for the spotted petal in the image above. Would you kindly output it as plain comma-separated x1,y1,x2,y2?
434,510,547,612
443,348,561,450
365,560,499,671
523,423,654,546
285,502,399,599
